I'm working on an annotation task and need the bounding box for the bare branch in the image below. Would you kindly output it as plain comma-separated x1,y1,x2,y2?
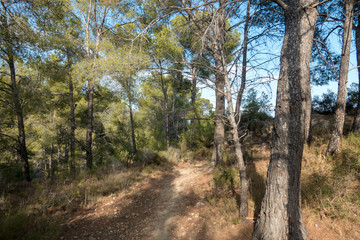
272,0,288,10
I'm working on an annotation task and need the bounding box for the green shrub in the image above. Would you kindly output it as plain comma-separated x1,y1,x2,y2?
0,208,59,240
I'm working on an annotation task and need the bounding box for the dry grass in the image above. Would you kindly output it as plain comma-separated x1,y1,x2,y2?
0,156,173,240
206,131,360,239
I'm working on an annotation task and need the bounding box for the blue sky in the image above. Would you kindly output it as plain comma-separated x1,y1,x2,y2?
201,33,359,116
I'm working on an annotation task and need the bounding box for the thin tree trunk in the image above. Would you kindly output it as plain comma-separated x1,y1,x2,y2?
50,111,57,177
159,65,170,148
49,143,53,177
86,82,94,169
253,2,317,239
128,93,137,155
327,0,355,155
190,68,198,148
1,3,31,181
224,71,249,217
352,16,360,132
9,57,31,181
211,72,225,166
235,0,251,124
67,51,76,174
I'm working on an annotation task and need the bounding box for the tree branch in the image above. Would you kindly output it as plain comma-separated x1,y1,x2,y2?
272,0,288,10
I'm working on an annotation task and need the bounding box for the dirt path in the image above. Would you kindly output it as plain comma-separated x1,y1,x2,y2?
59,159,350,240
59,162,247,240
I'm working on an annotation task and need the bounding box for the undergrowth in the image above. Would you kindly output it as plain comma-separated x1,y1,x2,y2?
207,131,360,232
0,150,175,240
302,132,360,221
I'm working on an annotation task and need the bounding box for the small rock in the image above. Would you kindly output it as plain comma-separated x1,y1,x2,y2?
314,224,318,228
196,201,205,207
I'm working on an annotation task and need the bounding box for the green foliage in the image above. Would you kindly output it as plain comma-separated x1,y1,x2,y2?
312,90,337,114
213,167,238,193
0,208,60,240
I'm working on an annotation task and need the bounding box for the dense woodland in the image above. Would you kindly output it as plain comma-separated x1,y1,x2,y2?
1,0,360,239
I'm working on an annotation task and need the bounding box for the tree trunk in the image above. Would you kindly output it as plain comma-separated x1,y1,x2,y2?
352,15,360,132
253,2,317,239
211,70,225,166
224,71,249,217
235,0,251,124
67,51,76,175
1,3,31,181
128,95,137,156
190,68,198,148
327,0,355,155
86,81,94,169
159,66,170,148
9,57,31,182
49,143,54,177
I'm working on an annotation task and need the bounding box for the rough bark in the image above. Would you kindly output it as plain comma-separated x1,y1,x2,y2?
327,0,355,155
352,15,360,132
252,1,317,239
1,3,31,181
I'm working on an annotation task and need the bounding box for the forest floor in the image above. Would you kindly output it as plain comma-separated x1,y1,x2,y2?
58,156,359,240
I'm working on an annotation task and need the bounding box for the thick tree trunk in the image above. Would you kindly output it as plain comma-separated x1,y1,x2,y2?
327,0,355,154
253,2,317,239
86,81,94,169
352,16,360,132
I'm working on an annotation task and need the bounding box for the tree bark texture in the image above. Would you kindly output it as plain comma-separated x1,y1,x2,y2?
252,2,317,239
327,0,355,155
352,15,360,132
